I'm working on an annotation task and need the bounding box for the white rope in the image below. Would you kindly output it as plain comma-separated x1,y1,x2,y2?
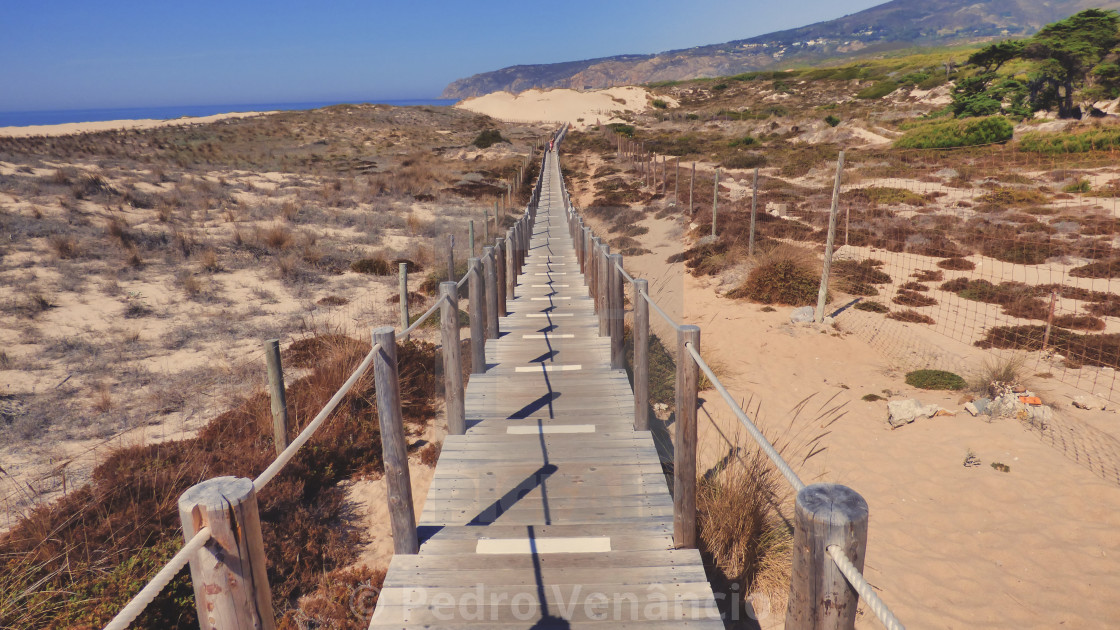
639,289,682,330
827,545,906,630
397,295,447,339
102,527,212,630
684,342,806,492
615,261,635,284
253,343,381,491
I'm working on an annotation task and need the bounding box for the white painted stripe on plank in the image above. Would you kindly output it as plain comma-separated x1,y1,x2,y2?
531,284,569,288
507,424,595,434
521,333,575,339
475,536,611,554
514,364,582,372
525,313,573,317
531,296,571,300
533,272,567,275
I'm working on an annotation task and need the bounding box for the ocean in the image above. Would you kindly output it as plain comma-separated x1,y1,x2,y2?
0,99,458,128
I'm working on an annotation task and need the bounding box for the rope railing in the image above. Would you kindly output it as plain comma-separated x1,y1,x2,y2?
639,288,682,331
102,527,213,630
396,295,448,340
827,545,906,630
684,342,806,493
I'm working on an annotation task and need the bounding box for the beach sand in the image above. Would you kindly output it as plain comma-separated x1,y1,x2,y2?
0,110,273,137
455,86,675,130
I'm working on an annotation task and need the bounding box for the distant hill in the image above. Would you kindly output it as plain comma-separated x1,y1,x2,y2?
443,0,1120,98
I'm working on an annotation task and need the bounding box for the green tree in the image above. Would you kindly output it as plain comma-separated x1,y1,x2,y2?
1022,9,1120,118
967,40,1025,72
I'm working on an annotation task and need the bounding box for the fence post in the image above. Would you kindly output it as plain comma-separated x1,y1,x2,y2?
674,157,680,204
689,162,695,214
483,246,499,339
609,254,625,369
633,278,649,431
749,167,759,257
372,326,419,555
469,220,476,258
816,151,845,323
598,244,611,336
589,237,601,305
263,339,289,456
785,483,868,630
468,257,486,374
674,325,700,549
712,167,719,239
398,262,409,337
447,235,455,282
582,227,592,275
179,477,275,630
440,282,465,435
1042,289,1059,350
506,231,516,303
496,239,508,317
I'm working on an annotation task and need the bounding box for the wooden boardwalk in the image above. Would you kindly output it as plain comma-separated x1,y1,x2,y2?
370,152,723,628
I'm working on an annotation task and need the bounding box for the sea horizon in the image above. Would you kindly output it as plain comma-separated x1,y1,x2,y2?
0,98,458,128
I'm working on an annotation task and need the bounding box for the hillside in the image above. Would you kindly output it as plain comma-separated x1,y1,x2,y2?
443,0,1120,98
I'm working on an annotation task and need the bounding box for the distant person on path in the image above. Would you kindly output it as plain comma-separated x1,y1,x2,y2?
549,139,554,152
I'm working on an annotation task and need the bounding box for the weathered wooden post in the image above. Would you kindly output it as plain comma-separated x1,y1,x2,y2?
589,237,601,305
263,339,289,456
468,257,486,374
447,234,455,282
712,167,720,239
1042,289,1059,351
440,282,465,435
598,244,611,336
689,162,695,214
674,325,701,549
674,157,680,204
633,278,649,431
506,231,516,303
582,226,592,275
749,167,759,257
485,204,492,241
785,483,868,630
398,262,409,338
469,219,476,258
816,151,845,323
372,326,419,555
609,254,625,369
496,239,508,317
483,246,499,339
179,477,275,630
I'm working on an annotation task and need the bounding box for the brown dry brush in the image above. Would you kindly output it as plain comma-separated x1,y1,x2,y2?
0,335,438,629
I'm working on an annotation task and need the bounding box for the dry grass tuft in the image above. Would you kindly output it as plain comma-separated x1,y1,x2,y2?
727,243,823,306
48,234,82,259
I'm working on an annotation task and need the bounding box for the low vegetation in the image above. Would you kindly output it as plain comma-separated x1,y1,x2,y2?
905,369,967,390
894,116,1014,149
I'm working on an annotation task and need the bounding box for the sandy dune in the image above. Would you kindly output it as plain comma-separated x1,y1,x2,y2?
0,111,273,137
455,86,675,129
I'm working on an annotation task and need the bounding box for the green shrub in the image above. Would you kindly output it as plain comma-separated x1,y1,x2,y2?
888,309,936,324
607,123,636,138
651,99,668,109
350,256,391,275
729,135,758,147
893,290,938,307
824,114,841,127
894,116,1013,149
729,254,822,306
905,369,966,390
471,129,508,149
1019,126,1120,154
857,81,899,99
722,153,766,169
1064,179,1091,193
937,257,975,270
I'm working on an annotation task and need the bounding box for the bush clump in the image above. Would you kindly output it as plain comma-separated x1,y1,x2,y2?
351,256,392,275
1019,126,1120,154
906,369,967,390
894,116,1013,149
887,309,936,324
471,129,508,149
728,246,822,306
854,300,889,313
937,257,976,270
893,289,938,307
857,81,899,99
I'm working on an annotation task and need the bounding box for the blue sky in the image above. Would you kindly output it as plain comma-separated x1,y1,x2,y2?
1,0,885,112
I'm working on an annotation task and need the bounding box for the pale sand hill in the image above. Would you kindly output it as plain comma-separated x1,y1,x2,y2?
0,111,273,137
455,87,676,130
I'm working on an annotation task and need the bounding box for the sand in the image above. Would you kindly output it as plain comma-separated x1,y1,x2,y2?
455,87,675,130
565,152,1120,628
0,111,273,138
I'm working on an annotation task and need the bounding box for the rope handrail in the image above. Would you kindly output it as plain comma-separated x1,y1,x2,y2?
615,261,634,284
827,545,906,630
396,295,447,340
102,526,212,630
638,288,682,331
684,342,806,492
254,342,382,491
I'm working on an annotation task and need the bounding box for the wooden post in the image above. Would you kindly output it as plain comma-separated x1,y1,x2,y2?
749,168,759,257
590,237,601,305
674,158,680,204
398,262,409,337
1039,289,1057,349
179,477,275,630
598,244,611,336
469,220,476,258
816,151,845,323
506,231,516,303
485,204,492,242
440,282,465,435
263,339,289,457
609,254,625,369
582,227,592,275
633,278,649,431
496,239,507,317
689,162,695,214
483,246,499,340
674,325,701,549
785,483,868,630
447,235,455,282
711,168,720,239
468,258,486,374
372,326,419,555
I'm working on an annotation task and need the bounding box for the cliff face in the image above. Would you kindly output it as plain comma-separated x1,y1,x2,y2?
443,0,1120,98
